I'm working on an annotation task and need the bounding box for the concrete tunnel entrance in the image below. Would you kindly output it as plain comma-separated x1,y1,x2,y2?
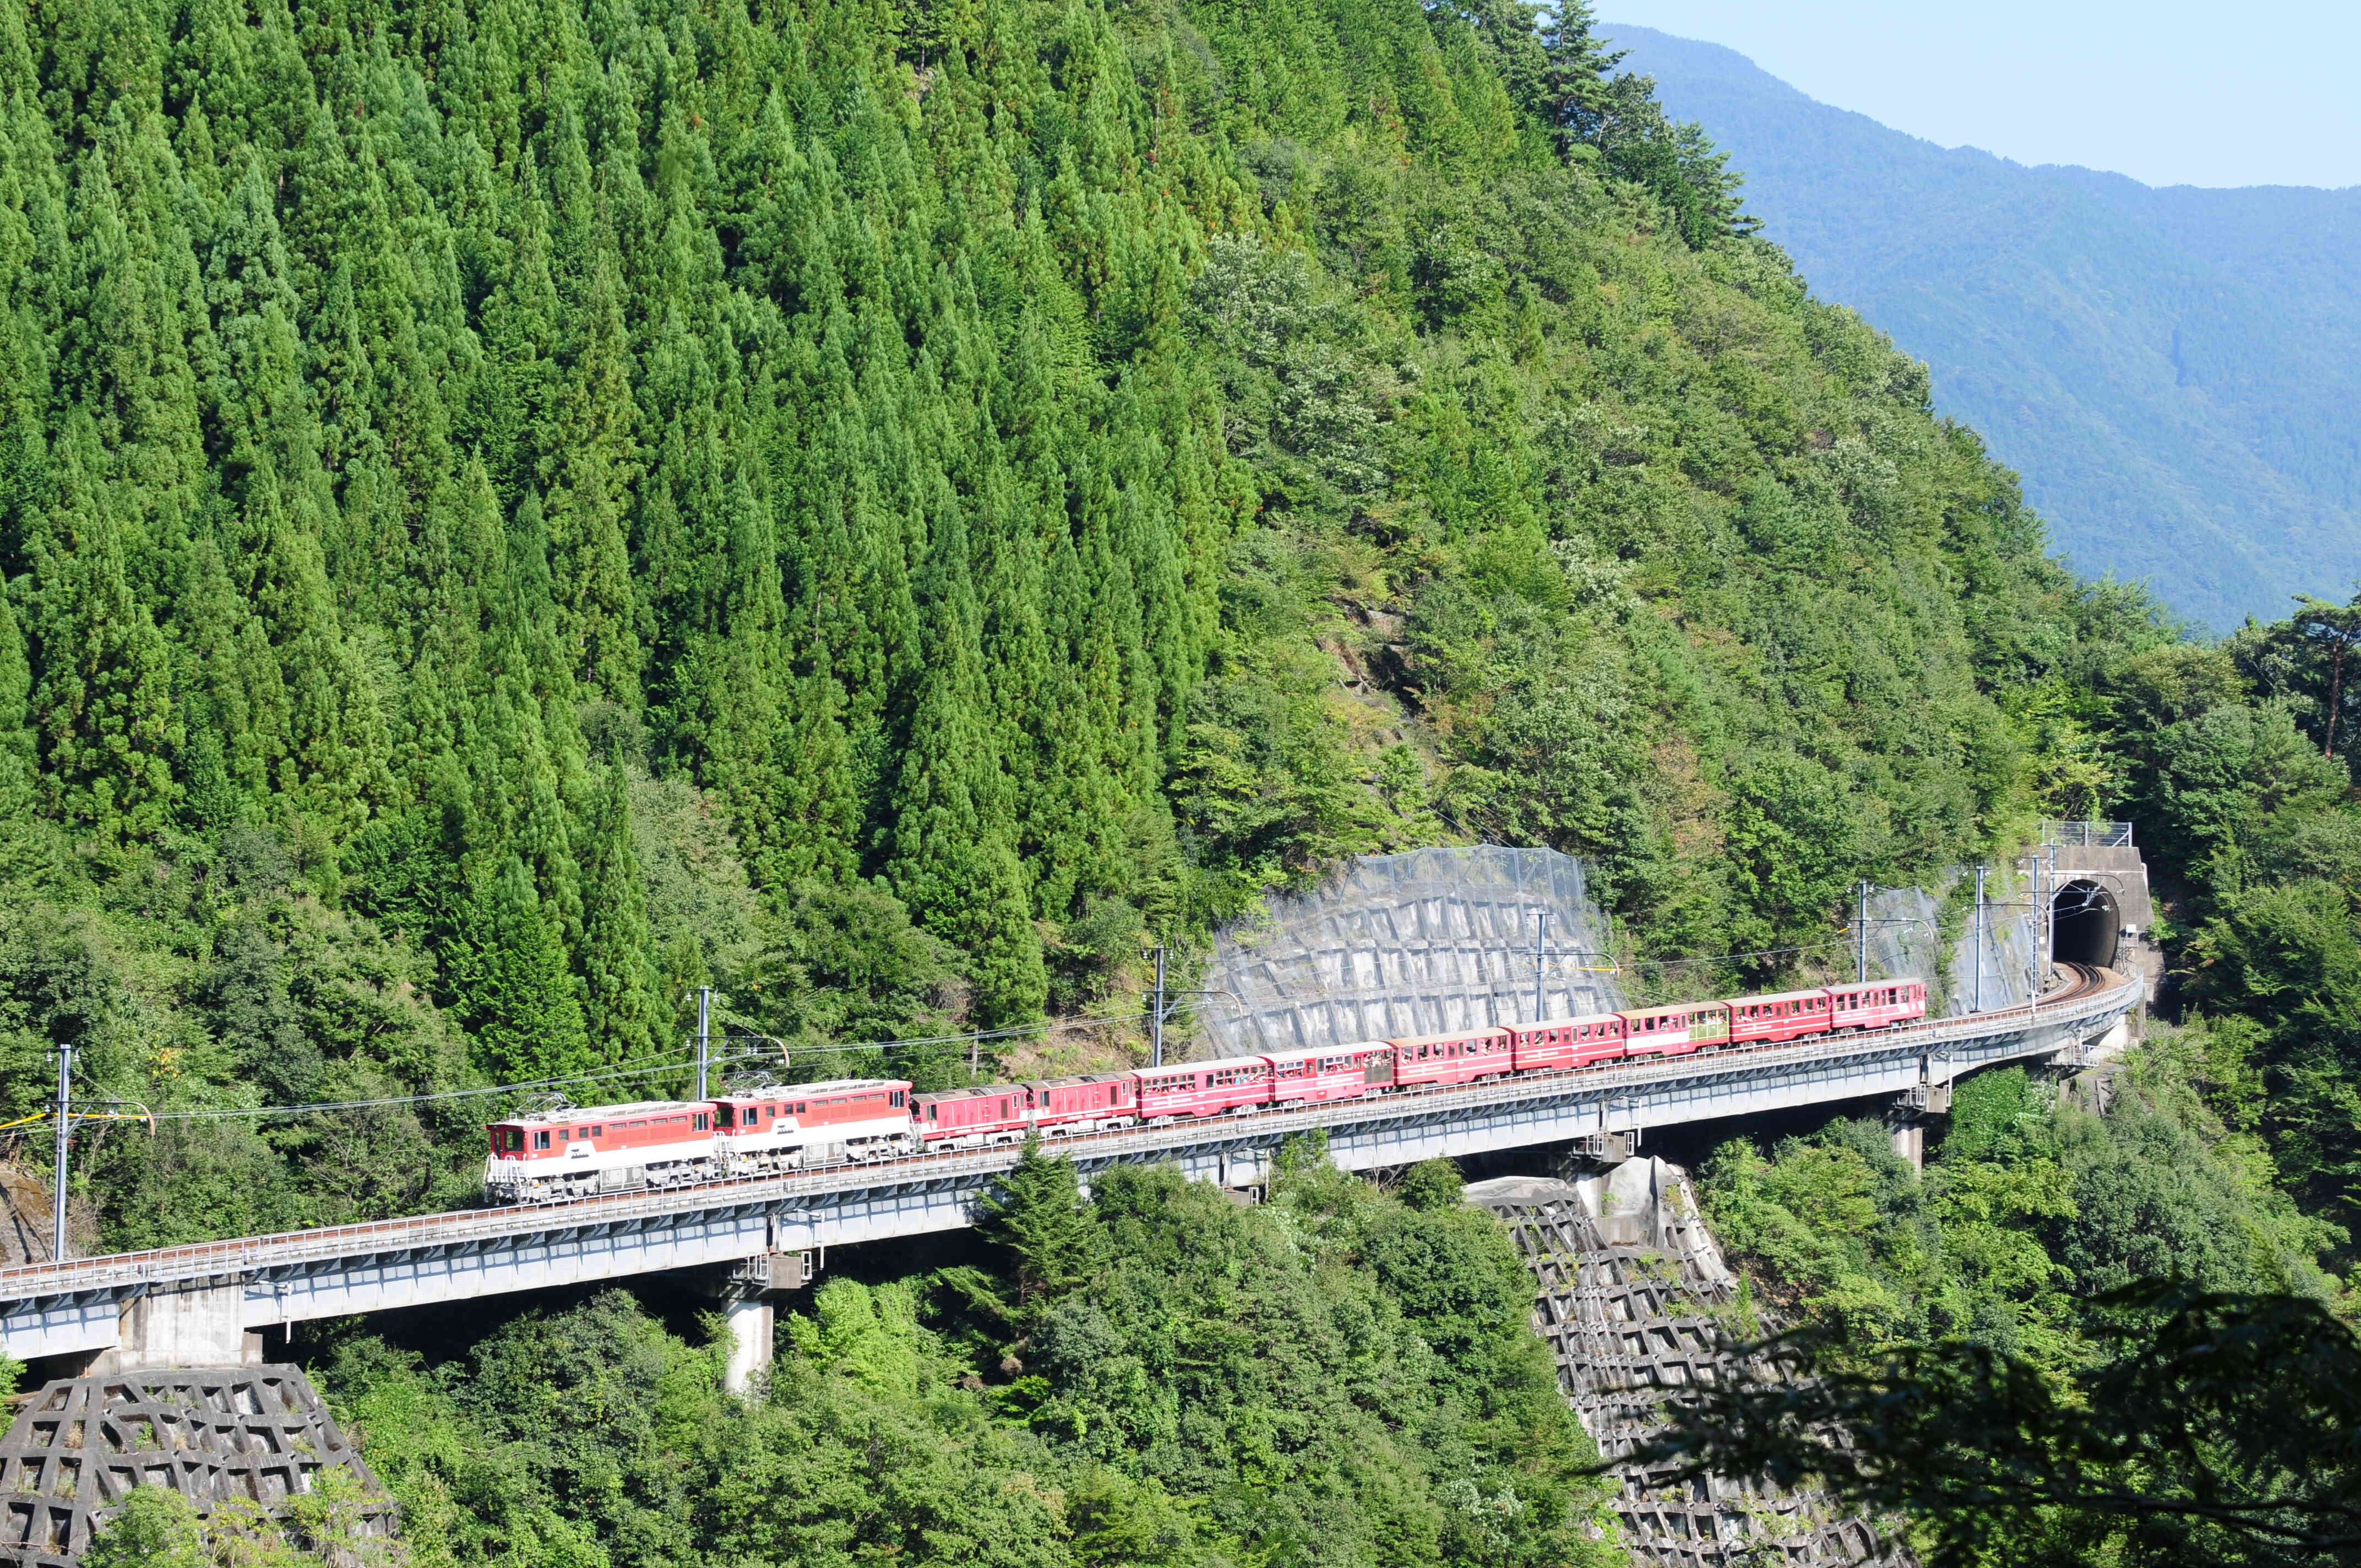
2051,879,2119,969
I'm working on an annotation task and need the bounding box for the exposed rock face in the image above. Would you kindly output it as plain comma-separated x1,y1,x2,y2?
1466,1166,1910,1567
0,1364,393,1565
0,1164,95,1267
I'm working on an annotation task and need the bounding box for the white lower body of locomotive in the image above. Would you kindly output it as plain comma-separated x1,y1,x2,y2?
485,1142,724,1205
719,1118,918,1175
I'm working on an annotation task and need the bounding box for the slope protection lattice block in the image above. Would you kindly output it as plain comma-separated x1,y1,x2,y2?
0,1364,391,1566
1471,1183,1910,1568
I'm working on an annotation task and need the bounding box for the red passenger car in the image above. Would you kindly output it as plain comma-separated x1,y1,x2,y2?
1029,1072,1138,1135
1133,1056,1274,1120
1619,1003,1732,1059
1264,1043,1396,1106
1829,979,1926,1031
1388,1026,1514,1089
1728,988,1835,1046
1507,1012,1628,1074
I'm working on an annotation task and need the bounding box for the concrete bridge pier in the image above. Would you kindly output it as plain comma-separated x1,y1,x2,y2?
689,1250,814,1397
1886,1077,1954,1173
104,1275,261,1372
719,1297,773,1396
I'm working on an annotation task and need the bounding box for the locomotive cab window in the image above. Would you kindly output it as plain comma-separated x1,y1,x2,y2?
534,1130,551,1150
694,1113,710,1130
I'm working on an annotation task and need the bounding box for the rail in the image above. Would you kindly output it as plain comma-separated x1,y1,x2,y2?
0,966,2135,1306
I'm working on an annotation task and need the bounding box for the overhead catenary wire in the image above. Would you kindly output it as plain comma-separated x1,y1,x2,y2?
122,1051,780,1123
24,1006,1168,1126
18,931,1910,1129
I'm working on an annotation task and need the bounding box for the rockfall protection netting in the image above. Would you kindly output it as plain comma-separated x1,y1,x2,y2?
1197,846,2059,1058
1197,847,1626,1055
1863,867,2040,1017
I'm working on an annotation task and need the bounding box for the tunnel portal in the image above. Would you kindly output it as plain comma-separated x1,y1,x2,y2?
2050,879,2119,969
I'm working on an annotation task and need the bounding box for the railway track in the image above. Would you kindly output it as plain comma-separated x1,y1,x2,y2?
0,964,2135,1306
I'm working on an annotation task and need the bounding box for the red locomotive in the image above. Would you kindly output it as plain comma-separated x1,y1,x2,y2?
483,979,1928,1204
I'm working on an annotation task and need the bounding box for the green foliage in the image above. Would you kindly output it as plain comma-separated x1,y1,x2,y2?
0,0,2107,1251
2028,580,2361,1253
742,878,964,1083
975,1138,1105,1317
1701,1055,2336,1374
1695,1051,2347,1564
314,1167,1621,1568
1641,1284,2361,1568
576,764,663,1068
85,1489,209,1568
445,856,594,1087
84,1482,357,1567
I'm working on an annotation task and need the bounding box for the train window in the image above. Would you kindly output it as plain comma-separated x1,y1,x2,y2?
590,1126,603,1138
694,1113,710,1131
891,1091,906,1108
534,1130,551,1150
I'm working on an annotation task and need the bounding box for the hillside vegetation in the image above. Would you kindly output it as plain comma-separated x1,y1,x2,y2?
84,1149,1615,1568
1685,582,2361,1564
1607,22,2361,631
0,0,2103,1245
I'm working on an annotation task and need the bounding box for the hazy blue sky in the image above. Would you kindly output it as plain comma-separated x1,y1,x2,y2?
1597,2,2361,189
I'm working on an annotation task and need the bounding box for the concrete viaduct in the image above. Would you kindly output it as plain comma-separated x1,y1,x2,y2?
0,970,2139,1392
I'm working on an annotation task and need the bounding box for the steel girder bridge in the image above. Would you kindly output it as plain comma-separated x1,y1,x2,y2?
0,968,2137,1387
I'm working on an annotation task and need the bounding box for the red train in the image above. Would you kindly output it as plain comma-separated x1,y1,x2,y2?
483,979,1927,1203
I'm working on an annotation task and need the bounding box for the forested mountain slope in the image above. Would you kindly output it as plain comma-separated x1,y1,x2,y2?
1604,23,2361,631
0,0,2104,1245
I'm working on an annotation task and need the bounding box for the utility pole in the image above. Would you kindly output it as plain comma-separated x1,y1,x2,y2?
1533,913,1548,1025
2028,849,2045,1023
50,1041,70,1262
1856,881,1869,984
1972,864,1987,1014
695,986,712,1102
1150,946,1167,1070
2044,844,2059,987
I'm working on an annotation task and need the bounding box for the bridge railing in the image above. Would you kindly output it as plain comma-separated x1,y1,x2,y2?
2041,821,2134,848
0,970,2142,1305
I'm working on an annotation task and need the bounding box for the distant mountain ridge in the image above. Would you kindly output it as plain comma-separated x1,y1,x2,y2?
1603,24,2361,630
